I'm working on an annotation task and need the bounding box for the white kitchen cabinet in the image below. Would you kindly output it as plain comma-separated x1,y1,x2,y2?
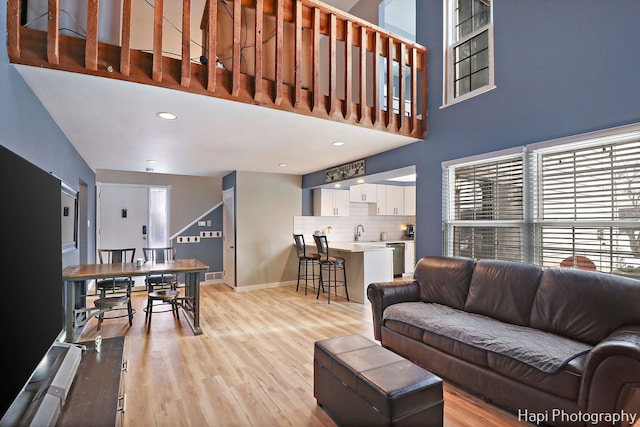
375,185,388,215
349,183,377,203
386,185,405,215
404,186,416,215
313,189,350,216
404,240,416,274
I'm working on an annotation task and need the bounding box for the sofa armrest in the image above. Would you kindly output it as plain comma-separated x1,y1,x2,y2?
367,280,420,341
579,325,640,418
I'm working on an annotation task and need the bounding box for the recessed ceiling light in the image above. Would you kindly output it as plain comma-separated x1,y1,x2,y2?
357,179,365,184
332,141,345,146
279,163,288,167
147,159,158,164
156,112,177,120
334,183,341,188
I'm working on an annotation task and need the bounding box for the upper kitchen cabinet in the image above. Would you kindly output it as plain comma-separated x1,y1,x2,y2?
314,189,350,216
386,185,405,215
404,186,416,215
375,185,388,215
350,184,377,203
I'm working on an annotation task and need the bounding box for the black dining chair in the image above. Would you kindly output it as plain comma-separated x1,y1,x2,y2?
313,235,349,304
94,248,136,329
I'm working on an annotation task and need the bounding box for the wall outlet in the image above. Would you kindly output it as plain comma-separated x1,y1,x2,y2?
200,231,222,238
177,235,201,243
197,220,206,226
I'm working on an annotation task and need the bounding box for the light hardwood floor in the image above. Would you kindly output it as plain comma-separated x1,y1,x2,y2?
79,283,530,427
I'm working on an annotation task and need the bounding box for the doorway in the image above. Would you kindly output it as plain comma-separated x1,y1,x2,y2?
222,187,236,288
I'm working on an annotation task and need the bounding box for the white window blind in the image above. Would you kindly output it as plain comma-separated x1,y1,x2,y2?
443,123,640,277
535,139,640,272
443,154,525,261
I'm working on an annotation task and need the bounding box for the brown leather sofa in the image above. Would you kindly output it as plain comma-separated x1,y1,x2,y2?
367,256,640,426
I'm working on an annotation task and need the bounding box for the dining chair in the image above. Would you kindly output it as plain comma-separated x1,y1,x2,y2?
293,234,320,295
313,235,349,304
142,247,178,291
94,248,136,329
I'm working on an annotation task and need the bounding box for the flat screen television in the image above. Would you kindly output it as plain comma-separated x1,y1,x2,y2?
1,146,65,417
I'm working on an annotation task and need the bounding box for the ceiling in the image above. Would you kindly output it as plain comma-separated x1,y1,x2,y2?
14,0,420,180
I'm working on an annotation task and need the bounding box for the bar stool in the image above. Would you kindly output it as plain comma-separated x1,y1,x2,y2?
313,235,349,304
293,234,320,295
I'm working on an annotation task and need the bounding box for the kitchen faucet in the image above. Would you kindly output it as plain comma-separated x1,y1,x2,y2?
355,224,365,241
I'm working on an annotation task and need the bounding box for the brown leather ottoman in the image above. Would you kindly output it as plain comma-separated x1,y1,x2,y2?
314,334,443,427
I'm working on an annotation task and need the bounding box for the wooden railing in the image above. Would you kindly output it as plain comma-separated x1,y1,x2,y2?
6,0,428,138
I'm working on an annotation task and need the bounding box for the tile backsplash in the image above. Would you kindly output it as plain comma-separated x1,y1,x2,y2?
294,203,415,243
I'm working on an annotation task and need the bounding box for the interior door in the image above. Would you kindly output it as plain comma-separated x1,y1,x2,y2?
222,188,236,288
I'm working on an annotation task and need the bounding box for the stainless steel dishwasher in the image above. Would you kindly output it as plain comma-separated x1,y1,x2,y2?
386,243,405,277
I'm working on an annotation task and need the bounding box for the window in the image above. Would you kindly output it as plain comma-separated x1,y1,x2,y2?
443,124,640,276
443,0,494,106
443,149,525,261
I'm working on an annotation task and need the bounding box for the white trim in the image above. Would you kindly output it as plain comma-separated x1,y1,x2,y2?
440,84,497,109
170,201,223,240
441,146,524,168
527,122,640,153
233,281,297,292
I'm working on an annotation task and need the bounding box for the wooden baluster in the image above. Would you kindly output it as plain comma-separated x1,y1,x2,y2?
312,7,321,114
344,20,353,121
398,42,406,134
293,0,303,108
274,0,284,105
410,47,418,136
232,0,241,97
372,31,380,127
181,0,191,87
86,0,99,71
7,0,21,59
421,50,428,137
207,0,217,92
254,0,263,101
328,13,337,117
358,26,369,125
386,37,395,131
121,0,132,76
153,0,163,82
47,0,60,65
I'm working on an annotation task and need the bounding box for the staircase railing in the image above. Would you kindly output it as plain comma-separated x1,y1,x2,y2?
6,0,427,138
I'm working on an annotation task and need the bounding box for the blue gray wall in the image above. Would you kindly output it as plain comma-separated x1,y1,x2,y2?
0,2,96,268
304,0,640,259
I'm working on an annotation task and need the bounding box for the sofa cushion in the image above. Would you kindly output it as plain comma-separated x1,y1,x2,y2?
486,351,586,401
414,256,476,310
530,267,640,345
383,302,591,373
464,260,543,326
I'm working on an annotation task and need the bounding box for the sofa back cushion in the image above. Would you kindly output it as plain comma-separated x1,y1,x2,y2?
530,267,640,344
414,256,476,310
464,260,543,326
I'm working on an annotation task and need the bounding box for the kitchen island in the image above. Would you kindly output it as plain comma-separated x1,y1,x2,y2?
307,241,394,303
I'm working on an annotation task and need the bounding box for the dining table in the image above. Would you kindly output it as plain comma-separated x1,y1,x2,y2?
61,258,209,343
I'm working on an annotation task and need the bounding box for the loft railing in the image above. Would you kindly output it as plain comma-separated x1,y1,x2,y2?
6,0,427,138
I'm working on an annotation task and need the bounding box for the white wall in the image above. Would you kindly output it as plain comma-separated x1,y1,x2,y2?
236,171,302,288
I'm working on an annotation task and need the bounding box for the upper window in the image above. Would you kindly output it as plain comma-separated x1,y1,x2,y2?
444,0,495,106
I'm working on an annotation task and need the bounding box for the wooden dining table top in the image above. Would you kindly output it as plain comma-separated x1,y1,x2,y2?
62,258,209,280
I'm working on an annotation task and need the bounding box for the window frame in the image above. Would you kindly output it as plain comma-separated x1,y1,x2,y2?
442,123,640,274
442,0,496,108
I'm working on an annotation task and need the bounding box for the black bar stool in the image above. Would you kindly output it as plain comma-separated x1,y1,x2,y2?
293,234,321,295
313,235,349,304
